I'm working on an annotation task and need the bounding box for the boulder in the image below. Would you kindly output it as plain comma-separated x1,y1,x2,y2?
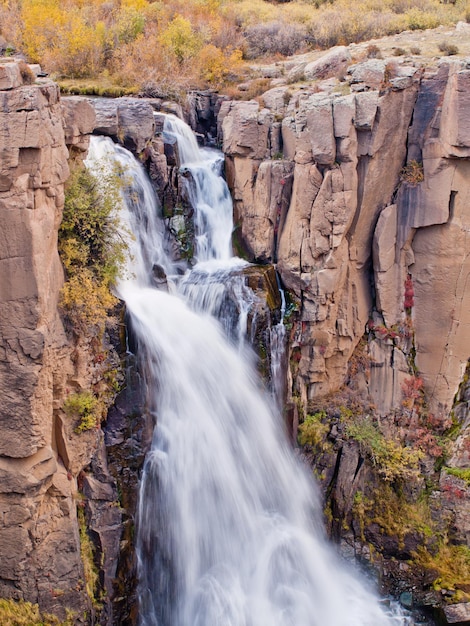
348,59,385,89
90,97,155,153
261,86,290,117
443,603,470,625
0,62,22,90
303,46,351,81
61,96,96,151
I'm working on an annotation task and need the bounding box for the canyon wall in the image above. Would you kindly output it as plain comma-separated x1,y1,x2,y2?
0,63,125,624
0,62,88,619
221,56,470,427
221,56,470,614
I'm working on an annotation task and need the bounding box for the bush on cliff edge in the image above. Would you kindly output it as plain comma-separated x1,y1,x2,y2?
59,162,125,335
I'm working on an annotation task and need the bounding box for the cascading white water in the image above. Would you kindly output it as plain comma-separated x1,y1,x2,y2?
163,114,233,263
85,136,175,286
86,123,412,626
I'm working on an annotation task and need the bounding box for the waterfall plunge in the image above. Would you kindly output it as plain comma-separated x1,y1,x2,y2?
86,123,411,626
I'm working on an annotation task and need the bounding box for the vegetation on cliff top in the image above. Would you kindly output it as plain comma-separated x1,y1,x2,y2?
0,0,468,95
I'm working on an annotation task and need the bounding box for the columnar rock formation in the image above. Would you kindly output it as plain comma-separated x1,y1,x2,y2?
221,60,470,424
0,62,84,617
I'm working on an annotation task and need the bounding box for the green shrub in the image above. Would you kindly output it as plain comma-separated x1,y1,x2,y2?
298,411,332,452
346,416,421,482
444,466,470,485
59,162,125,333
64,391,101,433
416,543,470,601
77,507,102,608
365,483,434,546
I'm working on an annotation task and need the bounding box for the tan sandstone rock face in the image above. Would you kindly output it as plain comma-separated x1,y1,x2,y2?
223,61,421,401
373,62,470,418
0,64,98,620
89,96,156,154
224,56,470,438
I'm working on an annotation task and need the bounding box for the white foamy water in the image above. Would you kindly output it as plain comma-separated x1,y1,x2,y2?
163,114,233,263
85,123,413,626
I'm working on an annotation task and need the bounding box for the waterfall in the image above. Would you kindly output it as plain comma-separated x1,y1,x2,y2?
269,279,287,409
85,123,412,626
163,114,233,263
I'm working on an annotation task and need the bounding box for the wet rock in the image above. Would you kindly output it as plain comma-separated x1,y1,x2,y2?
400,591,413,609
103,370,151,625
89,97,155,154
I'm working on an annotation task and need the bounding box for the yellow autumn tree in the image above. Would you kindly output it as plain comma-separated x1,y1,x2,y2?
21,0,66,62
197,44,243,87
21,0,106,76
158,14,204,64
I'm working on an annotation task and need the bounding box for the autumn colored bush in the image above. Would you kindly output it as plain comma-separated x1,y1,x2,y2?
0,599,73,625
401,159,424,185
20,0,106,77
59,161,125,333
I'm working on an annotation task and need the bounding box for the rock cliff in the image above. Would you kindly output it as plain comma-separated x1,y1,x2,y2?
0,61,88,619
221,57,470,419
221,56,470,615
0,62,123,624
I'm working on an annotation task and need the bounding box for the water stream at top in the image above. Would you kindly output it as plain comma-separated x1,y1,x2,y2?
86,118,412,626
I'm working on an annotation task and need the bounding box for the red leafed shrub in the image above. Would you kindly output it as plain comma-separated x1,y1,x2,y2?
404,274,414,309
402,375,424,405
442,483,466,500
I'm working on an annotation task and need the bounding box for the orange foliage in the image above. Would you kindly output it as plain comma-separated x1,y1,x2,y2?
6,0,244,90
20,0,106,76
